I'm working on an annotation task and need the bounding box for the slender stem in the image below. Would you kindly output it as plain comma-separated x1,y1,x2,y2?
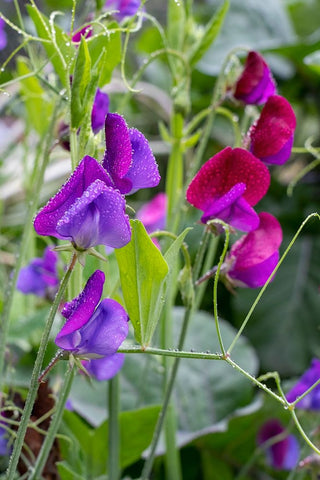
0,101,60,388
140,306,194,480
290,409,320,456
118,345,222,360
108,375,120,480
70,128,79,170
6,254,77,479
28,365,75,480
227,213,320,355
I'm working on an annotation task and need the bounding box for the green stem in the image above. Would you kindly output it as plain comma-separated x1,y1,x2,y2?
70,128,79,170
6,253,77,479
228,213,320,355
0,101,60,388
28,365,75,480
108,375,120,480
118,345,222,360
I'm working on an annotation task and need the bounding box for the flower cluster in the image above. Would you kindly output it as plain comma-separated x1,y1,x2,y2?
187,50,296,288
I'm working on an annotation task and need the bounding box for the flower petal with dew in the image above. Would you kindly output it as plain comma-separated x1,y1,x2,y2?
249,95,296,165
257,419,299,470
55,270,129,358
82,353,125,381
34,156,131,250
286,359,320,410
234,51,276,105
104,0,141,22
17,247,59,297
103,113,160,195
225,212,282,288
186,147,270,232
91,89,109,134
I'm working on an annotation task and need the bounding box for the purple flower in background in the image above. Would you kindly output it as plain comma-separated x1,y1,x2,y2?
234,51,276,105
82,353,125,381
34,156,131,250
104,0,141,22
257,419,299,470
17,247,59,297
103,113,160,195
186,147,270,232
249,95,296,165
0,424,11,456
55,270,129,358
226,212,282,288
136,193,167,248
0,18,7,50
286,359,320,410
91,89,109,134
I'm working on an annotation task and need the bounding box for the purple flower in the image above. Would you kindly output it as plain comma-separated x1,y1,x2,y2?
0,410,11,456
186,147,270,232
286,359,320,410
17,247,59,297
257,419,299,470
82,353,125,381
71,25,93,43
249,95,296,165
136,193,167,249
91,89,109,134
104,0,141,22
55,270,129,358
102,113,160,195
234,51,276,105
225,212,282,288
0,18,7,51
34,156,131,250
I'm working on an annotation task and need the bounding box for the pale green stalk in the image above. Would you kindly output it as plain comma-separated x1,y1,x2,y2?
108,375,121,480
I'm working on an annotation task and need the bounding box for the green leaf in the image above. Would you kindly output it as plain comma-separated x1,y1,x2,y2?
167,0,186,51
115,220,169,346
57,462,86,480
27,5,74,87
87,28,121,87
71,37,91,128
17,57,53,135
189,0,230,66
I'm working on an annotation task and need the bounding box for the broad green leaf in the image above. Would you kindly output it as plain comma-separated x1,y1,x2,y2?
87,28,121,87
71,37,91,128
27,5,75,87
17,57,53,135
115,220,169,347
57,462,86,480
189,0,230,66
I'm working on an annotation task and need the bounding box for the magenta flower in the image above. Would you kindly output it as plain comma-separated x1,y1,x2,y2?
103,113,160,195
286,359,320,410
104,0,141,22
186,147,270,232
56,270,129,358
91,89,109,134
71,25,93,43
136,193,167,233
249,95,296,165
82,353,125,381
17,247,59,297
257,419,299,470
0,18,7,51
34,156,131,250
234,51,276,105
225,212,282,288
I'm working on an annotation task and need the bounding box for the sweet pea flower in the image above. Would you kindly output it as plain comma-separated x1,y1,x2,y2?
186,147,270,232
257,419,299,470
17,247,59,297
225,212,282,288
136,192,167,233
286,359,320,410
71,25,93,43
104,0,141,22
82,353,125,381
34,156,131,250
103,113,160,195
55,270,129,358
91,89,109,134
234,51,276,105
249,95,296,165
0,18,7,51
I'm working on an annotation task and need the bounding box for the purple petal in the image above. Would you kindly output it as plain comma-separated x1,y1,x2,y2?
229,251,279,288
282,435,300,470
201,183,260,232
286,359,320,410
105,0,141,22
91,89,109,134
71,25,93,43
0,18,7,51
136,193,167,233
83,353,125,380
57,271,105,349
68,298,129,357
103,113,133,182
56,179,131,249
258,135,294,165
17,247,59,297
